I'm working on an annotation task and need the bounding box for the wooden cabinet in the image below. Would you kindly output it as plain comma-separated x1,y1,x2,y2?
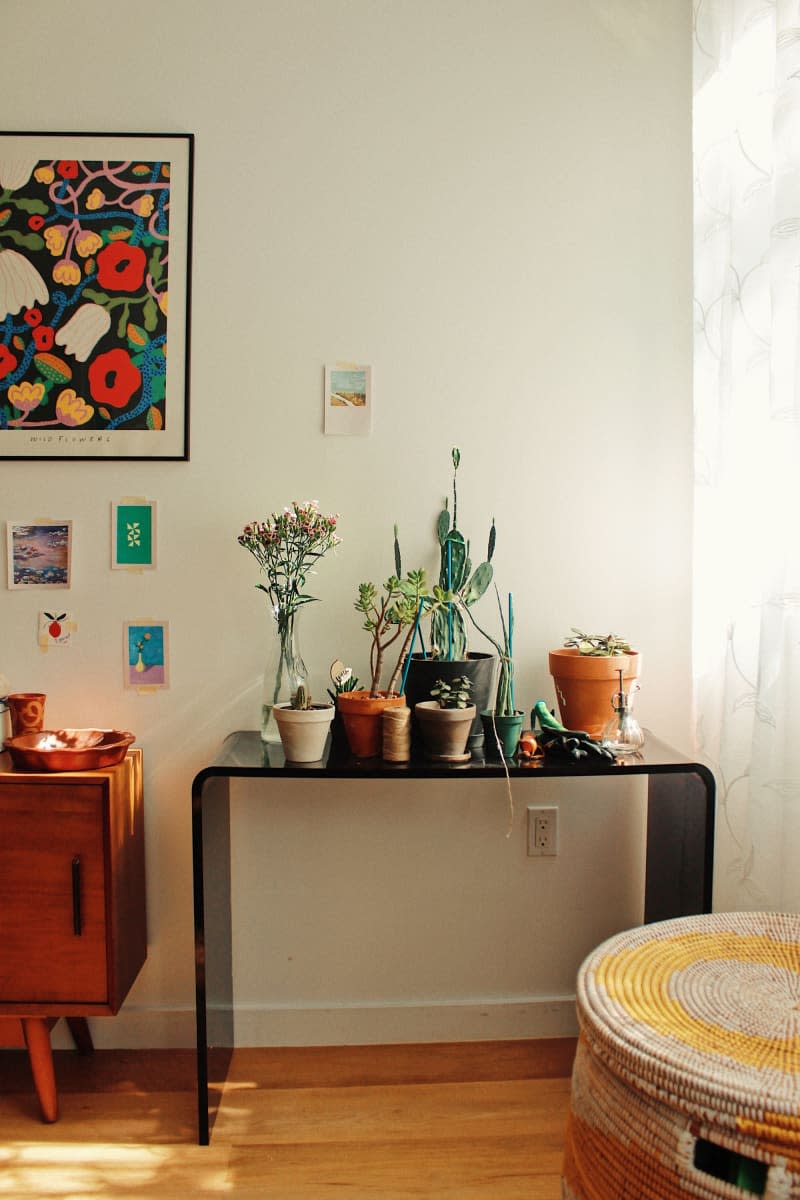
0,749,146,1119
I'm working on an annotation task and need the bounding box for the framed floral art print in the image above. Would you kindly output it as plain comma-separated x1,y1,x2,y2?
0,131,193,460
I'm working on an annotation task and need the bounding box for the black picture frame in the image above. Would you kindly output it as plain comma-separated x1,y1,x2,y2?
0,131,193,461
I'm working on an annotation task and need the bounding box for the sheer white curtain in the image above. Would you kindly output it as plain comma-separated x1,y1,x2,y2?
694,0,800,911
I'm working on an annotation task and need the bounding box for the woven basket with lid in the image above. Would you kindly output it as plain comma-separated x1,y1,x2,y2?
562,911,800,1199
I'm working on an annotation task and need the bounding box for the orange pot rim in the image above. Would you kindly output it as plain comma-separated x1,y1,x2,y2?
548,648,640,679
337,689,405,712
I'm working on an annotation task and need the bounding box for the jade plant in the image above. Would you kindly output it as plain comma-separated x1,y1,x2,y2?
430,676,473,710
563,629,633,656
355,568,427,697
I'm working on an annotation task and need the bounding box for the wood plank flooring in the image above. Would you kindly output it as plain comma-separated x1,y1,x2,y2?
0,1038,575,1199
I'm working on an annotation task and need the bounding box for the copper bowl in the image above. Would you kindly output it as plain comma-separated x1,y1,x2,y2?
4,729,135,772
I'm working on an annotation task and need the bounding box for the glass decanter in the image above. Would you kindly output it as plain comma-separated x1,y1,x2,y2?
601,670,645,753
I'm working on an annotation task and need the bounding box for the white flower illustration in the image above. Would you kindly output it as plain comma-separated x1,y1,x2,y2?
0,159,38,190
54,302,111,362
0,249,49,320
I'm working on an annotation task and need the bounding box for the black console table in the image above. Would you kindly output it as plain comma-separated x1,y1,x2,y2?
191,730,715,1144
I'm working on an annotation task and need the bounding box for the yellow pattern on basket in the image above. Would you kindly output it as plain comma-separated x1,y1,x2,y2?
595,930,800,1072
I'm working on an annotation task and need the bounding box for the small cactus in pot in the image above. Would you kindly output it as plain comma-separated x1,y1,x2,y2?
273,682,334,763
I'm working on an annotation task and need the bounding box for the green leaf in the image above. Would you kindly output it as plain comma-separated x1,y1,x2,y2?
150,373,166,404
436,508,450,545
13,197,48,215
463,561,493,605
430,605,467,660
82,288,112,305
127,322,149,349
440,530,467,591
393,524,402,578
116,302,130,340
149,245,164,284
2,229,44,251
142,295,159,332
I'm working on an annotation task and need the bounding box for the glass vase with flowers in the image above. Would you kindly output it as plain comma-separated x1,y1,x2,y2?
238,500,340,742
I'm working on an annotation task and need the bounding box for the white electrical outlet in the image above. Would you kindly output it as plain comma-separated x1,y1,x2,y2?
527,806,558,856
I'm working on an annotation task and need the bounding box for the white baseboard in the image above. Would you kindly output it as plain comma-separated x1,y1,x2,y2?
50,1007,197,1049
47,996,578,1049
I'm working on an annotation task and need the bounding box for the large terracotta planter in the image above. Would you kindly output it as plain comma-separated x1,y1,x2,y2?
548,648,641,739
273,703,334,763
337,689,405,759
415,701,476,762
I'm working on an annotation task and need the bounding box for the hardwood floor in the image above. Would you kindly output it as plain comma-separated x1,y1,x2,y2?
0,1038,575,1198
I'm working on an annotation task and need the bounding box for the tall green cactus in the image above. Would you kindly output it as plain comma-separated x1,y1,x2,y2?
428,448,495,660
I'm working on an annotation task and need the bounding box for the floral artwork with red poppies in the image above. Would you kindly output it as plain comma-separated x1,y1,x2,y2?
0,157,172,437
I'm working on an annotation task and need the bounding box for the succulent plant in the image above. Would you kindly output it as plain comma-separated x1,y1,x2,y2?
430,676,473,709
563,629,633,656
355,568,427,696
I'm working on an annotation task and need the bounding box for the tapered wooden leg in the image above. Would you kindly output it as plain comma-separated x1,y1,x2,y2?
66,1016,94,1055
21,1017,58,1123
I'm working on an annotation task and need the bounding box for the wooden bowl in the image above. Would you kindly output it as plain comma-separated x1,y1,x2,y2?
4,729,135,772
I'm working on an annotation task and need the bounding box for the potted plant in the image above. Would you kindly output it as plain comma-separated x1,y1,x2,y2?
238,500,340,743
414,675,476,762
548,628,640,739
273,685,334,763
338,568,427,758
468,587,524,759
324,660,359,756
402,448,498,748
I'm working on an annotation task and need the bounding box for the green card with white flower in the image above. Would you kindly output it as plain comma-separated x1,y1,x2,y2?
112,499,156,569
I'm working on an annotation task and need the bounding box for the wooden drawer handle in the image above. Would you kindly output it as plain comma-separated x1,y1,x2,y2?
71,856,82,936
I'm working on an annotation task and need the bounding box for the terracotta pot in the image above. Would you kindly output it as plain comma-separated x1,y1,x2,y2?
403,653,497,750
481,710,524,760
273,703,334,763
7,692,46,735
337,690,405,759
414,701,477,762
548,648,641,739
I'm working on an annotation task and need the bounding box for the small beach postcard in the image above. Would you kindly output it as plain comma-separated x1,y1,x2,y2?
324,363,372,435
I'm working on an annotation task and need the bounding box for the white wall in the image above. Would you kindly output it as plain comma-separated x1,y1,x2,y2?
1,0,692,1047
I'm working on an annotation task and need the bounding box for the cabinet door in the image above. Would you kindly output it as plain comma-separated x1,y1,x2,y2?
0,785,108,1004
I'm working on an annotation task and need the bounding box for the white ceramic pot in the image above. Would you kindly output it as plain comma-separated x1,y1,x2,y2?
273,703,334,763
